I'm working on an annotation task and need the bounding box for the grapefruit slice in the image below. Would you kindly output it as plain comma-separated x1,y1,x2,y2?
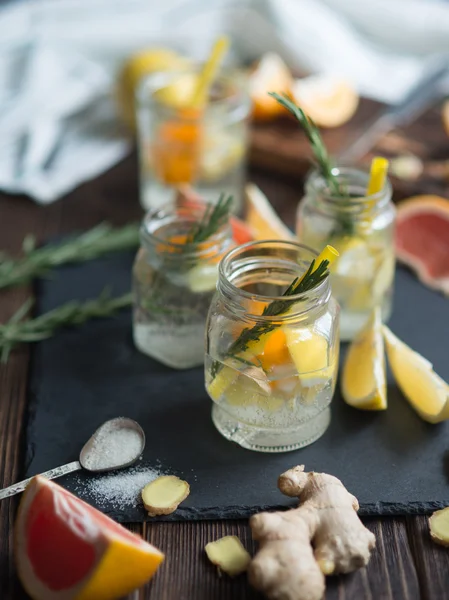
245,183,295,240
395,195,449,295
249,53,294,121
15,476,164,600
292,75,359,128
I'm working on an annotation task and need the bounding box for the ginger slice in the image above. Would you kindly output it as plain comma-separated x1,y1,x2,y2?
205,536,251,576
429,507,449,546
142,475,190,516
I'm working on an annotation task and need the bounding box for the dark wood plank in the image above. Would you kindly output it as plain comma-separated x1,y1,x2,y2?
407,515,449,600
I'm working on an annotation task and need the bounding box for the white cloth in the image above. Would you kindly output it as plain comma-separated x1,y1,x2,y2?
1,0,449,204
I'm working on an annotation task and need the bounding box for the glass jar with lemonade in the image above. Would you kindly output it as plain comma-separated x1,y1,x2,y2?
297,166,396,341
136,65,250,213
205,241,340,453
133,199,233,369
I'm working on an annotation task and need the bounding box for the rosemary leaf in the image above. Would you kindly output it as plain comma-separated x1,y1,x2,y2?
186,193,233,246
0,290,132,362
0,223,140,290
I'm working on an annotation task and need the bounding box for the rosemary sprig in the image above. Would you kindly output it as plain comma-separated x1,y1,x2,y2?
0,223,140,290
185,193,233,247
226,258,330,359
269,92,354,235
0,290,132,362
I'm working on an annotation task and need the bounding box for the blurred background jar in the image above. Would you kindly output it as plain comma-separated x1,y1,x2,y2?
205,241,340,453
136,65,251,214
133,203,233,369
297,167,396,341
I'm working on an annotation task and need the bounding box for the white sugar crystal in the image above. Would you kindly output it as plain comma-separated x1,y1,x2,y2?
82,420,143,471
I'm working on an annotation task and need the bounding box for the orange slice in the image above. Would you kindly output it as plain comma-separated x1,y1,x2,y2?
442,100,449,137
395,195,449,296
15,476,164,600
250,53,294,121
245,183,294,240
292,75,359,128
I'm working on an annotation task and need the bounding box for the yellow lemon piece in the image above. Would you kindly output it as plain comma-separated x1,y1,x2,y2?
245,183,295,241
117,48,190,128
383,325,449,423
284,326,333,388
342,309,387,410
153,73,199,108
207,364,238,401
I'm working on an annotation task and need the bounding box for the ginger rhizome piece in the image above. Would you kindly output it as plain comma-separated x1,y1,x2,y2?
205,536,251,576
142,475,190,516
249,466,376,600
429,507,449,546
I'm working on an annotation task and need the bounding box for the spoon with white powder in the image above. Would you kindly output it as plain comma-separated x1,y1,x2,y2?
0,417,145,500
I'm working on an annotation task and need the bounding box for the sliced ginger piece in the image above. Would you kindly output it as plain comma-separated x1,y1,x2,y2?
383,325,449,423
429,507,449,546
142,475,190,516
205,536,251,576
342,308,387,410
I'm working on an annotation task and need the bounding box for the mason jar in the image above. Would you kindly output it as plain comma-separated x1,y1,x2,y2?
297,167,396,341
133,204,233,369
136,65,250,213
204,241,340,453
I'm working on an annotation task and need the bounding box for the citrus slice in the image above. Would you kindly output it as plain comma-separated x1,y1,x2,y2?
245,183,295,241
342,309,387,410
442,100,449,137
284,326,333,388
292,75,359,128
249,53,294,121
382,325,449,423
15,476,164,600
117,48,190,129
395,195,449,296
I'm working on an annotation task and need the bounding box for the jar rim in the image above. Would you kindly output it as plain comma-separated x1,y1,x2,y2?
137,64,250,116
306,166,392,207
141,203,231,260
219,240,331,319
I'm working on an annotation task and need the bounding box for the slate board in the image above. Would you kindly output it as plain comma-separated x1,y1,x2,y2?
27,250,449,522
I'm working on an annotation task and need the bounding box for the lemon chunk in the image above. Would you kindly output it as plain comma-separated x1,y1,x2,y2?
205,536,251,576
383,326,449,423
284,327,332,388
342,309,387,410
429,507,449,546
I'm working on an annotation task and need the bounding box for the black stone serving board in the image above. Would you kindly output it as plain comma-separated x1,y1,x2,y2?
26,250,449,522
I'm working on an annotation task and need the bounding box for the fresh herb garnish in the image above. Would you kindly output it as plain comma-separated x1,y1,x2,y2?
269,92,354,235
0,290,131,362
184,193,233,248
0,223,140,291
226,258,330,359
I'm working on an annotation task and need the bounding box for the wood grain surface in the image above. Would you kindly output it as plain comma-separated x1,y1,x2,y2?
1,100,449,599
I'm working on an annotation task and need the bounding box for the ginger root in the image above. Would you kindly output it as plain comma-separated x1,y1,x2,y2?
429,507,449,546
142,475,190,516
205,536,251,576
249,466,376,600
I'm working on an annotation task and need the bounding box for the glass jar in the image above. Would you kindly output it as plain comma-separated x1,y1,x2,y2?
205,241,340,453
136,66,251,214
297,167,396,341
133,204,233,369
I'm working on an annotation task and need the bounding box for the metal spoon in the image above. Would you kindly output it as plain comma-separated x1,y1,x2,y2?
0,417,145,500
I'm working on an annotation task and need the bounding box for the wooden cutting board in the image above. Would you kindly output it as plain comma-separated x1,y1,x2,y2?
249,98,449,200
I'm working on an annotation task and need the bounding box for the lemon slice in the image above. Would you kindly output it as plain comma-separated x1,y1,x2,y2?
382,326,449,423
342,309,387,410
284,327,332,388
187,262,218,293
245,184,295,241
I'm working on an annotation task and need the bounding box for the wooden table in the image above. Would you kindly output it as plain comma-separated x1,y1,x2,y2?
1,152,449,600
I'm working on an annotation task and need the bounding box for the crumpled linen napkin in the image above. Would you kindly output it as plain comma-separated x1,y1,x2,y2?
0,0,448,204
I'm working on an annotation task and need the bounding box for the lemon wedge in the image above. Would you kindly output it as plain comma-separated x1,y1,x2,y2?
382,325,449,423
284,327,332,388
245,184,295,241
342,309,387,410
